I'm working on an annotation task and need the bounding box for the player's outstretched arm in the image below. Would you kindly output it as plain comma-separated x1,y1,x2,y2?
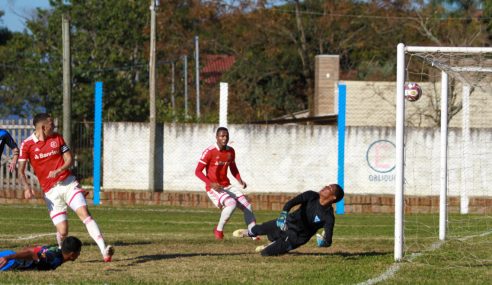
230,162,246,189
8,147,19,172
283,191,315,212
18,161,35,199
0,247,37,266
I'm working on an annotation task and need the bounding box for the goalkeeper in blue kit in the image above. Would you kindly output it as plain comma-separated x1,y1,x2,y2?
233,184,344,256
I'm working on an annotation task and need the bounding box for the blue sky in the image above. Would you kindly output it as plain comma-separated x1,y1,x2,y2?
0,0,51,32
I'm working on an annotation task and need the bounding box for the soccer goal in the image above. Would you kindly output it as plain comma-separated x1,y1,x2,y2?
395,44,492,261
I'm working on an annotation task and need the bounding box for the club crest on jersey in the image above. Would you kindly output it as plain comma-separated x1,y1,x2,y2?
50,141,58,148
314,215,321,223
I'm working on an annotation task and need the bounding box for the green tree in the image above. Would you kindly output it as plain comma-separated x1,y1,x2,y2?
0,0,150,122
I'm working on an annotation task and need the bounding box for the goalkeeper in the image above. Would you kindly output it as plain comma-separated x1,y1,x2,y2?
233,184,344,256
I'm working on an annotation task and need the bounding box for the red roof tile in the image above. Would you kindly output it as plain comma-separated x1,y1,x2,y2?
202,55,236,85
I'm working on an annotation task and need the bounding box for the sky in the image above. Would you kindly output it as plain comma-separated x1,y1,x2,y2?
0,0,51,32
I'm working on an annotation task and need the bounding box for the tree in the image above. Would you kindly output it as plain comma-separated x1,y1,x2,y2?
0,0,150,122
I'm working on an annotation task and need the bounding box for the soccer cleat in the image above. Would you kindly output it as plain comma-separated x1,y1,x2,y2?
103,245,115,262
255,244,267,253
213,226,224,240
233,229,261,240
232,229,248,238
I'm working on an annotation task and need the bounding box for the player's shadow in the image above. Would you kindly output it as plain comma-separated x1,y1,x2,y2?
111,240,154,247
128,252,249,265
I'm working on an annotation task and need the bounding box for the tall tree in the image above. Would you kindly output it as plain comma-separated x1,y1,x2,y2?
0,0,150,121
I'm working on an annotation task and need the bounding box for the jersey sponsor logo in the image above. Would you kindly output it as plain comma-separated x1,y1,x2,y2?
214,160,228,166
214,155,229,166
50,141,58,148
34,149,59,160
314,215,321,223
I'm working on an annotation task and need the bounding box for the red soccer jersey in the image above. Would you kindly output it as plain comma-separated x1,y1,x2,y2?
198,144,236,191
19,133,71,193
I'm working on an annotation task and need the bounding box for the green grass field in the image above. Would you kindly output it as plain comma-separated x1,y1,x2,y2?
0,204,490,284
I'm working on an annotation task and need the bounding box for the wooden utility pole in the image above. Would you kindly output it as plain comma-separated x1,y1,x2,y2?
149,0,158,191
62,15,71,147
171,62,175,119
183,55,188,118
194,35,200,119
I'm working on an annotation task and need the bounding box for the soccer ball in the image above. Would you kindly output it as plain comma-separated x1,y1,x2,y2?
404,82,422,101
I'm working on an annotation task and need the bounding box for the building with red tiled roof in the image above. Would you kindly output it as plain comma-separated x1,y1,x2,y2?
202,55,236,85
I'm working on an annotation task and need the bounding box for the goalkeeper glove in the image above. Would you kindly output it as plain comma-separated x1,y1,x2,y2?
276,211,288,231
316,234,326,247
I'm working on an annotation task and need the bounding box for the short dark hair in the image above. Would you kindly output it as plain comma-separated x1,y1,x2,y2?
61,236,82,254
33,113,51,126
333,184,344,203
216,127,229,136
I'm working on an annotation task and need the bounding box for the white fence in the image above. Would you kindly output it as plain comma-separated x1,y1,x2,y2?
103,123,492,197
0,119,40,190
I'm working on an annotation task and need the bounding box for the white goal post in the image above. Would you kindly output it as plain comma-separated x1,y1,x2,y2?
395,43,492,261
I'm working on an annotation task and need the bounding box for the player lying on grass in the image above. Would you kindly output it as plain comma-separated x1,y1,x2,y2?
195,127,258,240
233,184,344,256
0,236,82,271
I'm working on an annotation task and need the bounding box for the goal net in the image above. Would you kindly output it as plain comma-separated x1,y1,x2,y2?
395,44,492,262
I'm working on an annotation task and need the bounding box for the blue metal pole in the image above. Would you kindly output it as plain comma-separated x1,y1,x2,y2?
93,82,103,205
336,83,346,214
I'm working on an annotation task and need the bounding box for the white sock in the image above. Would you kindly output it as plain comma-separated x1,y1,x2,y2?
56,232,65,249
83,216,107,256
217,198,236,231
237,196,256,231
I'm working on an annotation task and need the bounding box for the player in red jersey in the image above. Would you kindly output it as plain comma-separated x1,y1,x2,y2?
195,127,257,240
18,113,114,262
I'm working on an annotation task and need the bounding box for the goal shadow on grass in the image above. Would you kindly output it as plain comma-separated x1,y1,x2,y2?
289,251,390,258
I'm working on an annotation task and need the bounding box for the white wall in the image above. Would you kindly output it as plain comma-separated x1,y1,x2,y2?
103,123,492,197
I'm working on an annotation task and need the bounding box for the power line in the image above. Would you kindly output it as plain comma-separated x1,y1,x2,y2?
0,60,175,73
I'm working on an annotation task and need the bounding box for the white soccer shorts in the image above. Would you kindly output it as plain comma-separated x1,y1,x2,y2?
206,185,245,209
44,175,87,225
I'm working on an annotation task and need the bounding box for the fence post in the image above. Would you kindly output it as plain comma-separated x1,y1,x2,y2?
93,82,103,205
337,83,346,214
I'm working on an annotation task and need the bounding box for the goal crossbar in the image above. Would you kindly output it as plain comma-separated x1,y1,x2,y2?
406,46,492,53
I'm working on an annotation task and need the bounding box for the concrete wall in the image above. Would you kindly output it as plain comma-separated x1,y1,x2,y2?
103,123,492,198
